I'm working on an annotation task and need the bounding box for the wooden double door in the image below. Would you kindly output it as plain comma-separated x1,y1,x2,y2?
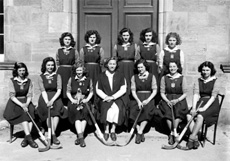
78,0,158,58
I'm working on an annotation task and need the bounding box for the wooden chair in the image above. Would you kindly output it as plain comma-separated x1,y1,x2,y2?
201,93,225,147
9,124,16,143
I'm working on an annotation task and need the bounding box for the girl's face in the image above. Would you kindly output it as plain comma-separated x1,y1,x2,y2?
137,63,146,74
122,31,130,43
63,36,71,47
88,34,97,45
17,67,26,78
168,37,177,49
201,66,211,79
46,61,55,73
169,62,178,75
145,32,153,43
76,67,84,78
107,60,117,72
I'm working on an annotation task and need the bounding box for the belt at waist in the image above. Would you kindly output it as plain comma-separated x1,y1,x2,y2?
16,96,26,99
86,62,98,65
201,96,211,98
59,65,72,67
146,60,156,63
137,91,151,93
120,60,134,62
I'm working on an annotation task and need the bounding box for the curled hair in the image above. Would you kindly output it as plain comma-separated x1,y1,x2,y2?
198,61,216,76
165,32,182,45
139,28,158,43
134,59,150,74
12,62,29,78
41,57,56,74
59,32,76,47
72,61,87,76
84,30,101,44
164,61,182,75
117,27,134,45
104,56,118,70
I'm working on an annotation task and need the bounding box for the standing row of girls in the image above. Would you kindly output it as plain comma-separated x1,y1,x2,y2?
3,28,220,151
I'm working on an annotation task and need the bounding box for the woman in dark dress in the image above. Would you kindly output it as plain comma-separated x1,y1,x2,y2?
37,57,67,145
66,62,93,147
113,27,138,95
129,59,158,144
159,61,188,145
3,62,38,148
56,32,79,106
186,61,220,150
96,57,127,141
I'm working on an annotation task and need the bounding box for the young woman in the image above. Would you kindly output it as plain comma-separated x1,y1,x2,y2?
129,59,158,144
159,61,188,145
66,62,93,147
186,61,220,150
37,57,67,145
4,62,38,148
96,57,127,141
158,32,184,76
56,32,79,106
113,27,138,95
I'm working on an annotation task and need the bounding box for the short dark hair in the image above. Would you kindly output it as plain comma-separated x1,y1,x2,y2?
198,61,216,76
139,28,158,43
72,61,87,77
12,62,29,77
134,59,150,74
59,32,76,47
164,61,182,75
41,57,57,74
84,30,101,44
165,32,182,45
104,56,118,70
117,27,134,45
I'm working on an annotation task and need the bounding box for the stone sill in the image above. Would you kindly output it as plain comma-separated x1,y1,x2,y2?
220,64,230,73
0,61,15,70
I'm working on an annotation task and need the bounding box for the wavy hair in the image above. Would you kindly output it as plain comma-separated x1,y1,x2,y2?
165,32,182,45
117,27,134,45
59,32,76,47
12,62,29,78
84,30,101,44
41,57,56,74
198,61,216,76
139,28,158,43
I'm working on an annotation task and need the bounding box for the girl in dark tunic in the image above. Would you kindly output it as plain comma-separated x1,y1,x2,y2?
113,27,138,95
129,59,158,144
66,62,93,147
96,57,127,141
4,62,38,148
56,32,79,106
159,61,188,145
37,57,67,145
158,32,184,76
186,61,220,150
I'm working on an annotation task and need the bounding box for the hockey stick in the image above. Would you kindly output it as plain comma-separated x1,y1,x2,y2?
115,107,143,147
161,101,203,150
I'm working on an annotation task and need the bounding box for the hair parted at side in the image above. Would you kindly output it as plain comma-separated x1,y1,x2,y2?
117,27,134,45
134,59,150,74
41,57,56,74
72,61,88,76
12,62,29,77
59,32,76,47
198,61,216,76
104,56,118,69
164,61,182,75
165,32,182,45
84,30,101,44
139,28,158,43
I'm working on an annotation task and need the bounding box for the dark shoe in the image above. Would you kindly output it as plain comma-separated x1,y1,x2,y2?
21,138,28,148
75,138,80,145
168,135,175,145
79,138,86,147
52,135,60,145
27,136,38,148
186,138,194,150
135,133,141,144
141,134,145,142
193,140,200,149
110,133,117,141
104,133,109,141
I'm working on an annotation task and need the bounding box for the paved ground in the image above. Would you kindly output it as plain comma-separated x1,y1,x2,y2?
0,123,229,161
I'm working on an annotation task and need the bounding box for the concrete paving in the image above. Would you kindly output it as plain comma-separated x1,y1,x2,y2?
0,124,229,161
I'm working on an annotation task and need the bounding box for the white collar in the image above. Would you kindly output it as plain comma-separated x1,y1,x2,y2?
165,46,179,52
75,75,87,81
85,44,98,49
61,46,72,50
166,73,182,79
105,70,115,77
43,72,56,76
138,71,149,80
14,77,28,83
200,76,216,83
143,42,155,47
122,42,130,48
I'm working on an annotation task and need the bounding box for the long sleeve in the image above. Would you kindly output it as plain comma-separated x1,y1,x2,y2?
56,50,60,66
66,77,72,93
134,44,140,60
38,76,45,92
112,78,127,99
57,74,62,90
212,79,220,97
151,75,157,91
75,49,80,64
26,81,33,98
9,80,15,98
160,76,166,94
113,45,118,57
193,79,199,95
158,50,165,69
182,77,188,93
79,48,84,62
180,50,185,69
99,47,105,65
130,76,136,91
96,82,108,99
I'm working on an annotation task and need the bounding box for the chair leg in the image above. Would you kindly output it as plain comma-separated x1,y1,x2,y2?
9,124,14,143
213,123,217,145
203,124,208,147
